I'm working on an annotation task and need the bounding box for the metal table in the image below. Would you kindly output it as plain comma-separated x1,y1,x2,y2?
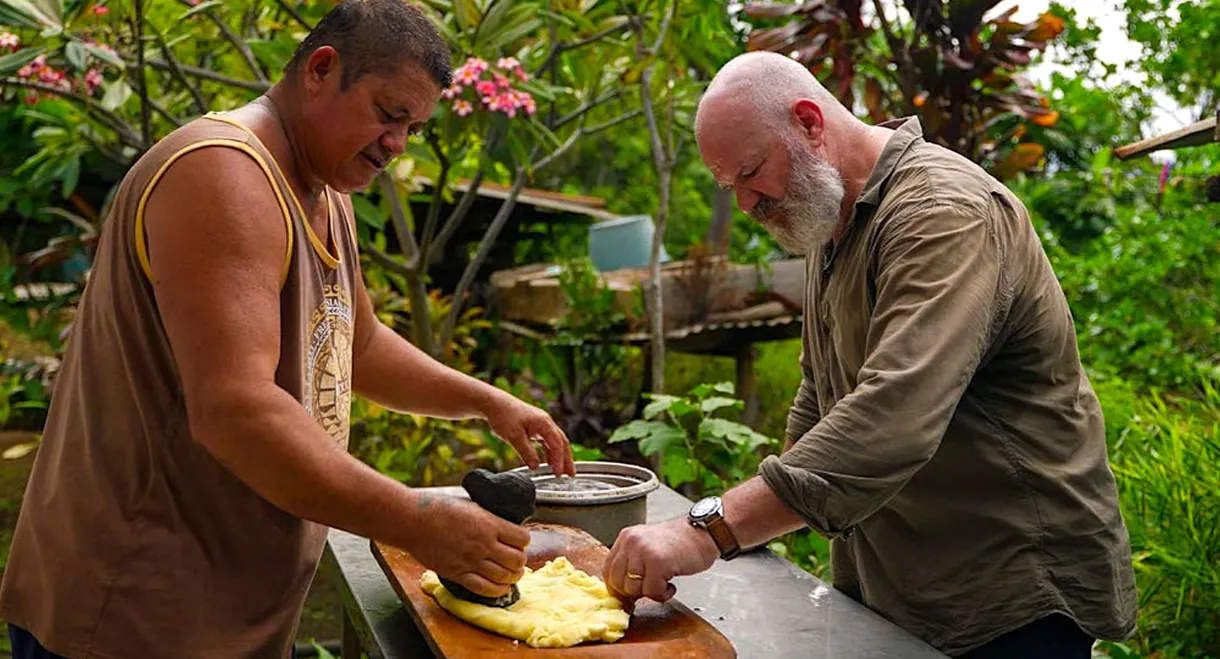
320,484,949,659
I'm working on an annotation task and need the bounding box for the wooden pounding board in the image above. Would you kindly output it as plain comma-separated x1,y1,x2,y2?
372,522,736,659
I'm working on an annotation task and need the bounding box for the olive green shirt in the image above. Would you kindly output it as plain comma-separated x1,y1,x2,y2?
759,118,1138,656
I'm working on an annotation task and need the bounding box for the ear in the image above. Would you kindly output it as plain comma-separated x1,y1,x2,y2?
791,99,826,147
302,45,340,95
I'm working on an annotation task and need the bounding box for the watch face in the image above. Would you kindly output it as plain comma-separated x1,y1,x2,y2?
691,496,720,519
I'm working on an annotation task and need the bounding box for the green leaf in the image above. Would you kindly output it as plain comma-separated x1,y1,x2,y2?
642,394,682,420
0,0,61,30
60,155,78,196
453,0,479,31
100,78,131,111
661,451,698,487
82,42,123,70
64,40,84,71
701,396,743,415
608,419,669,444
637,425,687,457
179,0,223,20
351,193,385,230
0,46,42,76
700,417,775,447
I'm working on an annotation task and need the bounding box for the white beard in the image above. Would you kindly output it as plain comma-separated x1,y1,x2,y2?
753,138,845,256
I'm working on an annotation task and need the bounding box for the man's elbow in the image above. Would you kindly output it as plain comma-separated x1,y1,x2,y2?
185,380,277,455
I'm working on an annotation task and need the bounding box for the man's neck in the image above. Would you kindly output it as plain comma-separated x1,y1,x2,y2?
830,122,894,243
258,86,328,204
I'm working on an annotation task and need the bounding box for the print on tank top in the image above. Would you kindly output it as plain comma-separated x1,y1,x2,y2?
305,282,353,447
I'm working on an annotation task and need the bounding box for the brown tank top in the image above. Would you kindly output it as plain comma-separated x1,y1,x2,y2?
0,112,360,658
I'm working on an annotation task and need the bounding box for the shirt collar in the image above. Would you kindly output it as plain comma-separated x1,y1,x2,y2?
854,116,925,210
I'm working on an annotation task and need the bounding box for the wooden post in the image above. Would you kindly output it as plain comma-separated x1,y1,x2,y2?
735,345,760,428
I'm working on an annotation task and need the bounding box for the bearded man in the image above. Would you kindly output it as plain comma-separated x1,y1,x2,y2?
602,51,1137,659
0,2,574,658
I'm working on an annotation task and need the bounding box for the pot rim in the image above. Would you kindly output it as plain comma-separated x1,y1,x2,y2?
509,461,660,506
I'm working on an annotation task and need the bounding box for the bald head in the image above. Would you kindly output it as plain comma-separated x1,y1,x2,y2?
695,52,849,139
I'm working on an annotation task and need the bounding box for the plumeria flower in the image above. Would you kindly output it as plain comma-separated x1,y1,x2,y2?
515,66,529,82
83,68,103,95
0,32,19,51
454,64,480,86
441,84,461,100
523,96,537,116
496,57,519,70
92,4,109,14
475,80,497,97
467,57,489,74
453,99,473,116
493,72,512,89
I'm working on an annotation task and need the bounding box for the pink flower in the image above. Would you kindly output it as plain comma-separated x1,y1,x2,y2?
496,57,519,71
441,84,461,99
493,72,511,89
0,32,19,51
92,4,108,14
454,65,480,86
483,95,500,111
453,99,473,116
475,80,497,97
16,64,34,78
83,68,103,94
515,66,529,82
24,93,39,104
466,57,489,74
523,96,537,116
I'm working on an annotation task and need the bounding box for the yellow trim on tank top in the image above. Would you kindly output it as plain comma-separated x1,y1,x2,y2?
204,112,342,269
134,139,295,287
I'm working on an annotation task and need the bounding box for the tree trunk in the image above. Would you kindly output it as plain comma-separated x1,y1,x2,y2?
706,188,733,255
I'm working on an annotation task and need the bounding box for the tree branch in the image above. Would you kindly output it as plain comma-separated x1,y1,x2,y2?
364,244,414,277
420,128,450,261
429,127,503,259
0,78,144,149
133,0,153,147
179,0,268,83
272,0,313,31
584,109,643,135
533,20,630,77
149,97,183,127
376,171,421,271
155,31,208,114
552,90,622,130
141,59,269,92
437,166,529,351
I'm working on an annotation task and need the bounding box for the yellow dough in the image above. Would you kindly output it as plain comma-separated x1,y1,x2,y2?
420,556,630,648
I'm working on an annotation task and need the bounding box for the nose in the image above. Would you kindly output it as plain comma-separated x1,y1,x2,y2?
734,185,760,215
380,124,410,158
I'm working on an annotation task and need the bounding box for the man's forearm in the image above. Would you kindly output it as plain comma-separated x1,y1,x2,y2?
192,379,444,551
352,322,504,419
721,476,808,550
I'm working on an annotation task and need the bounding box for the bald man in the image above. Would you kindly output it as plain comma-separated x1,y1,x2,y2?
603,52,1137,659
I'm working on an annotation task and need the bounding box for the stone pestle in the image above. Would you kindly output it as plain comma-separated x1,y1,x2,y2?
438,468,537,608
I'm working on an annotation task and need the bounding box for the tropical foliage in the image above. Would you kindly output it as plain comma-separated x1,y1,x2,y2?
2,0,1219,657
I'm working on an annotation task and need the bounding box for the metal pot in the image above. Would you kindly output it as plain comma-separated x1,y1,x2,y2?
508,461,659,547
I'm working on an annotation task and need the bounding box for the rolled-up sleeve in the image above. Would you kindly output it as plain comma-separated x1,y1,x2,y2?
760,202,1007,538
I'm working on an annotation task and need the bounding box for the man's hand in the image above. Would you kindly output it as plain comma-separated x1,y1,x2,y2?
481,391,576,477
407,491,531,598
603,516,720,607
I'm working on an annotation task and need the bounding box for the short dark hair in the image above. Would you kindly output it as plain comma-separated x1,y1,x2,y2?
286,0,453,90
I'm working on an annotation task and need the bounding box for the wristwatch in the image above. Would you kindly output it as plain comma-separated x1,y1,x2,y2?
688,496,741,560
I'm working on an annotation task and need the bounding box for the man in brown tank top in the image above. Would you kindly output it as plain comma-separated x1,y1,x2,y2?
0,2,574,657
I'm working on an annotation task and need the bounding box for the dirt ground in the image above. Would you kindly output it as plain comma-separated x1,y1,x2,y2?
0,432,344,657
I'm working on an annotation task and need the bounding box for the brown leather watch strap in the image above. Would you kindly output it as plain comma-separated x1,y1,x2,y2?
705,514,741,560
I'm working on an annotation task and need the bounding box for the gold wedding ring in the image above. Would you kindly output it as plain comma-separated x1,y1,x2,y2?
625,572,644,580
